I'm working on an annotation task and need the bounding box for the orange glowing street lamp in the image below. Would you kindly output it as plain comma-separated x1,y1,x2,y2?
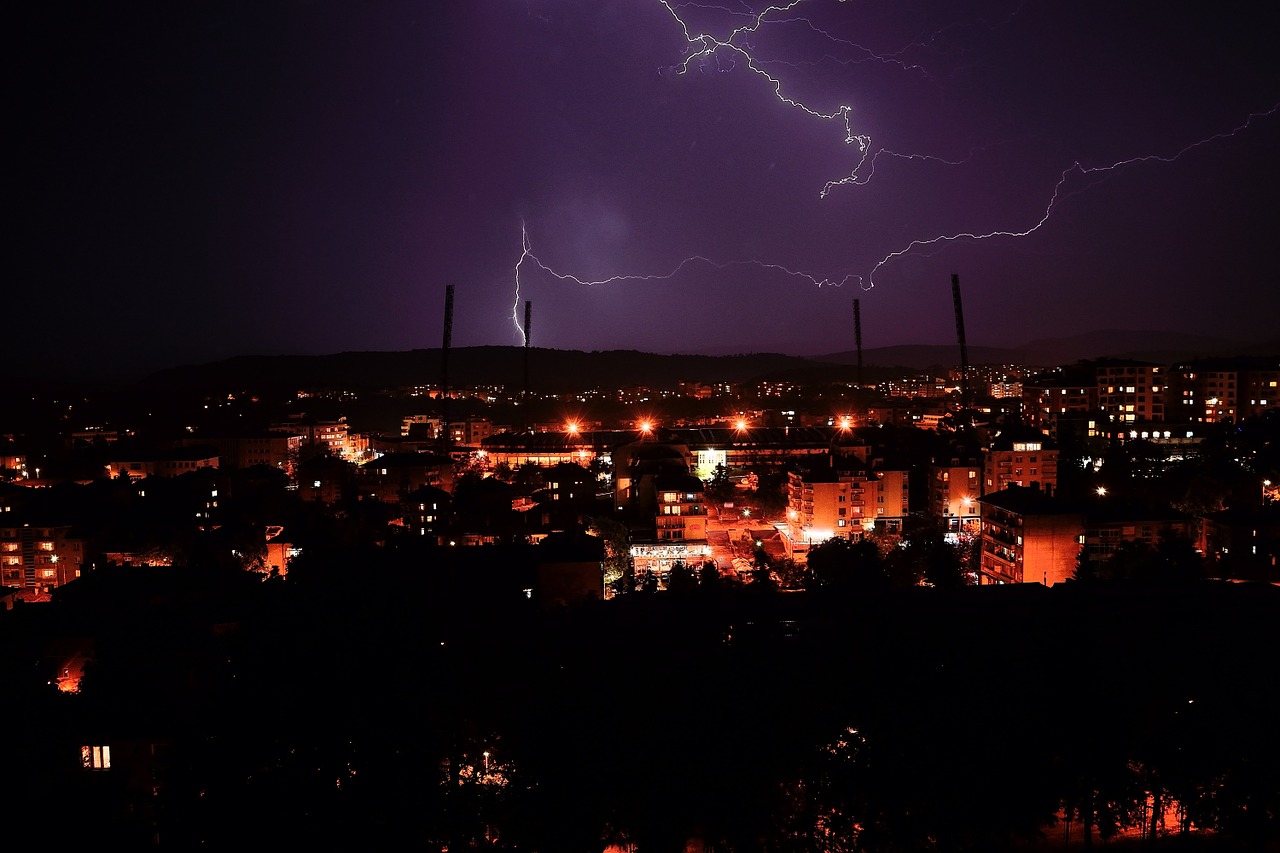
565,420,581,437
734,417,749,432
838,415,853,431
638,419,654,435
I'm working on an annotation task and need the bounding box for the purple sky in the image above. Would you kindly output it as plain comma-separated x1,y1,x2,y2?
13,1,1280,378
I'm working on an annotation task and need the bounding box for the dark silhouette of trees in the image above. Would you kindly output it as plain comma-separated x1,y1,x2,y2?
12,545,1280,850
806,536,886,591
1075,536,1206,582
666,560,698,594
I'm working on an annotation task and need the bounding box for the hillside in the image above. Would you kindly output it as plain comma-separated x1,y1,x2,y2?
136,347,839,394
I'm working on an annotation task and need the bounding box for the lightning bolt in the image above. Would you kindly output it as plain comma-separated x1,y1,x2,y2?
512,219,859,345
656,0,1013,197
515,1,1277,333
865,103,1280,289
658,0,867,188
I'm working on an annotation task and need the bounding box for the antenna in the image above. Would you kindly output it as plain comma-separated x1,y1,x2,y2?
522,300,532,401
441,284,454,450
951,274,970,412
853,297,864,390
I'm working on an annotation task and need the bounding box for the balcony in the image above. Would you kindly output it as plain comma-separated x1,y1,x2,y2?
983,526,1018,547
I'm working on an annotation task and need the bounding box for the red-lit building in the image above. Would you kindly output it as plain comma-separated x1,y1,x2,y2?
982,433,1059,496
1,523,87,589
105,446,219,480
978,486,1082,586
179,432,301,474
930,455,981,533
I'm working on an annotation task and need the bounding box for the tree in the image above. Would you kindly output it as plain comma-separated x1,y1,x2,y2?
640,568,660,593
773,557,806,589
697,560,723,591
667,560,698,594
512,462,546,489
807,537,885,591
1077,536,1206,582
883,515,966,589
752,471,790,518
704,464,733,502
750,545,776,588
589,515,634,594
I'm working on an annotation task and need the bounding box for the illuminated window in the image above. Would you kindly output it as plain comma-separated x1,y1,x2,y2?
81,745,111,770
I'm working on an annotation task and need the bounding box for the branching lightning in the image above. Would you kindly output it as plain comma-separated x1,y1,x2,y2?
514,1,1277,342
865,104,1280,288
658,0,873,193
512,220,859,344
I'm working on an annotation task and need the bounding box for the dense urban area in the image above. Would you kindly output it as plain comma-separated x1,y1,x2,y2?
3,345,1278,850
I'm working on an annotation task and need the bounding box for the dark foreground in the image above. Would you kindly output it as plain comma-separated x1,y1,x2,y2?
6,564,1278,852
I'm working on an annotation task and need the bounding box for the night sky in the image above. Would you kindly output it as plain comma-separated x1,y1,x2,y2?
12,1,1280,379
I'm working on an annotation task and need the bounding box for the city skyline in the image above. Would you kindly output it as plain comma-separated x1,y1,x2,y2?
12,1,1279,380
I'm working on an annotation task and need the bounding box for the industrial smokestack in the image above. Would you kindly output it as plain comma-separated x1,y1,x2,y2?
522,300,532,401
853,297,863,390
951,274,970,412
441,284,454,449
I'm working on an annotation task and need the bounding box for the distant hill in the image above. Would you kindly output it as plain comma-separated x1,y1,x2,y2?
132,332,1278,396
137,347,838,394
818,330,1278,370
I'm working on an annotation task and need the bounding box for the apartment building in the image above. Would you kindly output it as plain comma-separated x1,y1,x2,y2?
978,486,1082,586
1,524,86,589
1096,361,1165,424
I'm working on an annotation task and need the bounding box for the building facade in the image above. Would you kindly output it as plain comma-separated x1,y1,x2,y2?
978,487,1082,586
1,524,86,589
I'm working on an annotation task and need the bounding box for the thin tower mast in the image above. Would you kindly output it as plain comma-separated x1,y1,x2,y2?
951,274,970,412
522,300,532,402
853,297,864,391
441,284,454,451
